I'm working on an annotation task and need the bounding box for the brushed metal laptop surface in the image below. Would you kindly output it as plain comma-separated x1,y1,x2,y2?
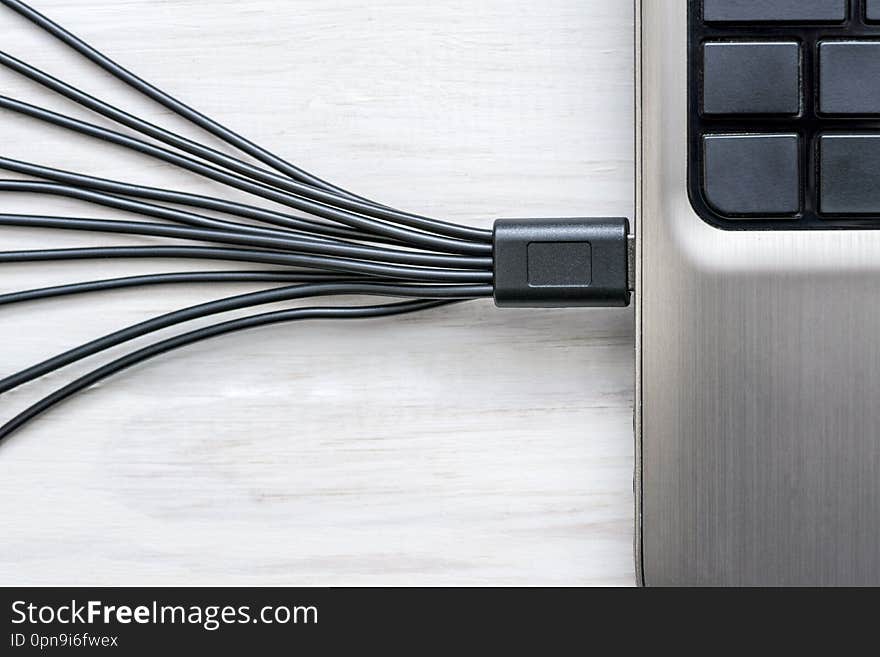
636,0,880,586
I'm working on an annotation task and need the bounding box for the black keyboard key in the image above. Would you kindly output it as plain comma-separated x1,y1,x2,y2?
820,135,880,214
703,42,801,115
703,134,800,216
868,0,880,22
703,0,847,23
820,42,880,115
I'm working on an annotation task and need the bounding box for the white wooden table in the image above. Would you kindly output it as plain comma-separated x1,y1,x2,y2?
0,0,635,586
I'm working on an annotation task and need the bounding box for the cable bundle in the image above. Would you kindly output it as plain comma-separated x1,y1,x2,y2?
0,0,494,441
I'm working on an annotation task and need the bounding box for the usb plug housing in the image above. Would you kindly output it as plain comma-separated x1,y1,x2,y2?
492,217,632,308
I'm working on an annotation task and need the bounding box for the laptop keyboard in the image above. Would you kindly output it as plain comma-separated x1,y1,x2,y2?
688,0,880,229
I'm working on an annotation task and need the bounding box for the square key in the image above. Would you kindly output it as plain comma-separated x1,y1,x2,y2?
703,134,801,217
704,0,847,23
820,42,880,115
868,0,880,22
703,42,801,115
820,135,880,214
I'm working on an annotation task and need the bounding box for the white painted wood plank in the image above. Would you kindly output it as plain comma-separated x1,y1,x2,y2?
0,0,635,586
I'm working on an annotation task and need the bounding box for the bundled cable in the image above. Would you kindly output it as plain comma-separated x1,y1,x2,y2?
0,0,496,442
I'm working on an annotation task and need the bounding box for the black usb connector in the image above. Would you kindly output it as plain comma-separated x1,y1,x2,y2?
492,217,633,308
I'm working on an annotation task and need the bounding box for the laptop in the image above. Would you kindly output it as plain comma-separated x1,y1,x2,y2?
637,0,880,586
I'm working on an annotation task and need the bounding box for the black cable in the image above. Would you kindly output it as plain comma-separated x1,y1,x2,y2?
0,96,492,255
0,215,494,270
0,51,491,244
0,0,499,444
0,246,495,284
0,50,367,205
0,283,490,396
0,300,461,444
0,178,342,243
0,176,468,255
0,180,491,268
0,0,381,207
0,157,403,247
0,271,377,307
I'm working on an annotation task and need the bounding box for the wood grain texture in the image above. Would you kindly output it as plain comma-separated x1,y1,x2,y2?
0,0,635,586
